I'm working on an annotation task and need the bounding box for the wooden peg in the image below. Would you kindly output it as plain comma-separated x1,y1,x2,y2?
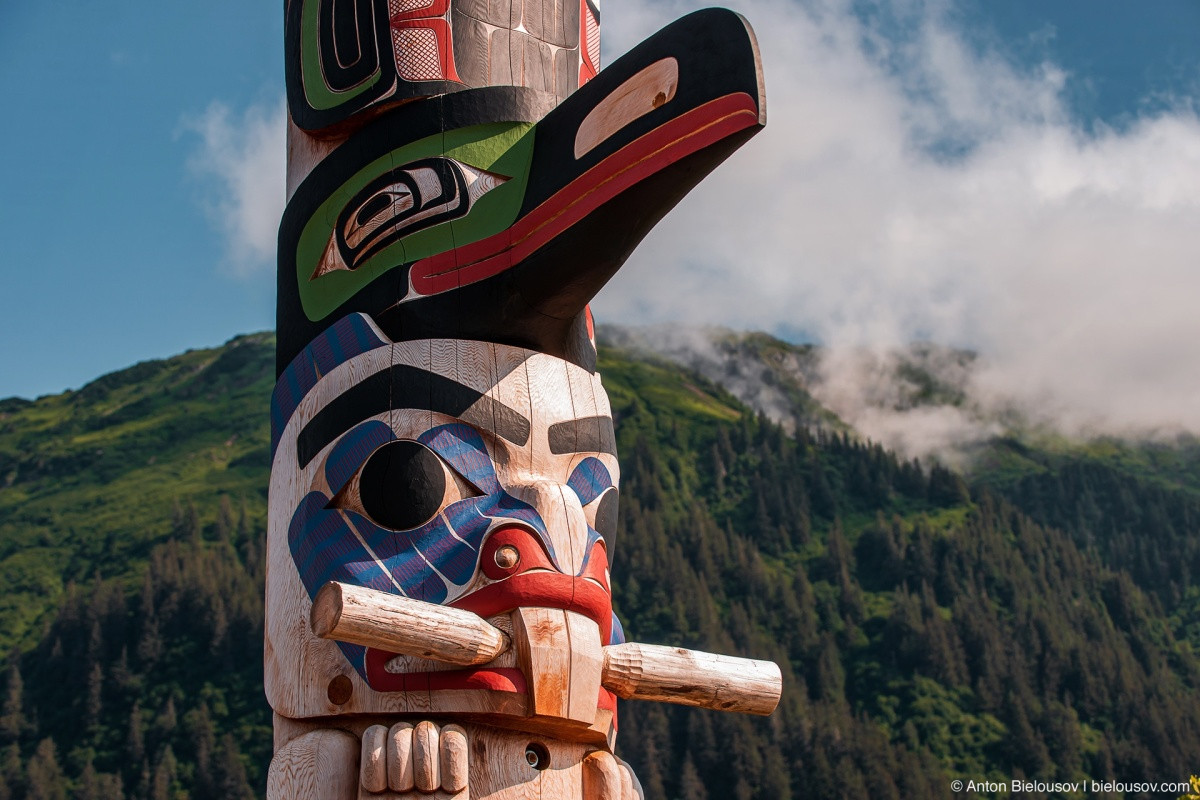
601,643,782,716
311,581,510,666
312,581,781,715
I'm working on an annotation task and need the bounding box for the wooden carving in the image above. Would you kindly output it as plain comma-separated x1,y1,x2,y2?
269,1,776,797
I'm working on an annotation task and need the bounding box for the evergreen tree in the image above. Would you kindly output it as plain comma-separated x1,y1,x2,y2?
677,755,707,800
26,738,67,800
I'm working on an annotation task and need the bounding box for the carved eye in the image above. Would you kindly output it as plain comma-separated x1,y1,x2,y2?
330,440,480,531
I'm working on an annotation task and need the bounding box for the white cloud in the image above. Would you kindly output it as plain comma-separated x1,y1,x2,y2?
594,0,1200,445
184,99,286,277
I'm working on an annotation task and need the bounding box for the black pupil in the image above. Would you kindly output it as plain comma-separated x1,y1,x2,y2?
359,441,446,530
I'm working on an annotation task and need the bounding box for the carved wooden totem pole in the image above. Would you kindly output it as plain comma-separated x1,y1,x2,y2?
267,0,778,796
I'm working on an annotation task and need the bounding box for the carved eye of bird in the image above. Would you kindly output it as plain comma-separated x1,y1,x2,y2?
313,157,508,279
328,440,481,531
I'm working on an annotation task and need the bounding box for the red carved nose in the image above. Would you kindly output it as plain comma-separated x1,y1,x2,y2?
454,524,613,643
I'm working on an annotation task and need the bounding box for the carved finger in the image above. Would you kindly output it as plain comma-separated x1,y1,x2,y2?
582,751,623,799
412,721,441,792
439,724,469,793
360,725,388,793
387,722,414,792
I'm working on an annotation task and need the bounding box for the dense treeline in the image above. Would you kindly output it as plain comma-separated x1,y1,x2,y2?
1,503,270,800
608,410,1200,799
1,336,1198,799
986,453,1200,609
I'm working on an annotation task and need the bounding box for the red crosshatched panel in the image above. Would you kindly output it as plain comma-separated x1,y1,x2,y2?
390,0,461,82
389,0,437,15
389,0,450,21
393,27,441,80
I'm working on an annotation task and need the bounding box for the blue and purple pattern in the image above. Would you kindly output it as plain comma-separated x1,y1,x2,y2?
566,456,613,506
288,422,561,678
271,314,387,455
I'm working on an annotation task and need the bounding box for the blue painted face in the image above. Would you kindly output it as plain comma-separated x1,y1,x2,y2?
269,313,622,686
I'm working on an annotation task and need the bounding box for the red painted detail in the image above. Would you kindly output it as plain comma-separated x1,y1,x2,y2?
452,571,613,644
389,0,461,84
389,0,450,22
581,539,610,594
584,305,596,344
480,525,555,581
364,652,528,694
453,535,613,642
390,18,461,83
579,0,598,85
410,92,760,296
428,667,526,693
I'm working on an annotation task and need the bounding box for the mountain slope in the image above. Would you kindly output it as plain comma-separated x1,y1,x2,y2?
0,332,1197,799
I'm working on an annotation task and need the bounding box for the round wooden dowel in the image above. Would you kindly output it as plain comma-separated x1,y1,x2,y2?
310,581,510,666
601,642,782,715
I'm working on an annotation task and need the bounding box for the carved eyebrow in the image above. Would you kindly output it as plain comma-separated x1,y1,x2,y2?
547,415,616,456
296,365,531,468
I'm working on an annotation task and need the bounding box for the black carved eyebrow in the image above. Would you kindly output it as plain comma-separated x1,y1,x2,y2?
296,364,531,468
547,416,616,456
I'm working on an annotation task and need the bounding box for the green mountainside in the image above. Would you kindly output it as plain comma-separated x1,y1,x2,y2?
0,332,1198,799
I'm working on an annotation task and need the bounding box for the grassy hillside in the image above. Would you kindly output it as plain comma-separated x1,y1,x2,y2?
0,334,272,658
1,332,1197,799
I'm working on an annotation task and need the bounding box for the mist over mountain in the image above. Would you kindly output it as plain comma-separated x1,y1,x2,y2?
601,324,1200,472
1,331,1198,799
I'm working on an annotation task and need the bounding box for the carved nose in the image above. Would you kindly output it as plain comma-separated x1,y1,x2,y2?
503,481,591,576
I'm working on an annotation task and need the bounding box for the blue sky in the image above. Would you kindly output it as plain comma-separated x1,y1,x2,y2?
2,0,1198,414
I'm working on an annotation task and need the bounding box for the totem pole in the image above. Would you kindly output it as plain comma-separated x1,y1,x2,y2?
267,0,778,796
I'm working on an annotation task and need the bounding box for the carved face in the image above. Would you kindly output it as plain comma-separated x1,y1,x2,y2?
266,313,621,722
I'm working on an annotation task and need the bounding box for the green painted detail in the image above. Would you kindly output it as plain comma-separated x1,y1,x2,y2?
297,122,537,321
300,0,382,112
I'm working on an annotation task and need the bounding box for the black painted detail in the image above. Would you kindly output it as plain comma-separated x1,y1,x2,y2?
524,743,551,770
285,0,399,131
321,0,384,93
296,365,531,468
277,11,765,373
548,415,616,455
594,488,618,549
358,440,446,530
336,158,471,271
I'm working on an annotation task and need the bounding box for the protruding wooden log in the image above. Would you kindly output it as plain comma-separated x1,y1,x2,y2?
601,643,782,716
311,581,781,716
311,581,509,666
